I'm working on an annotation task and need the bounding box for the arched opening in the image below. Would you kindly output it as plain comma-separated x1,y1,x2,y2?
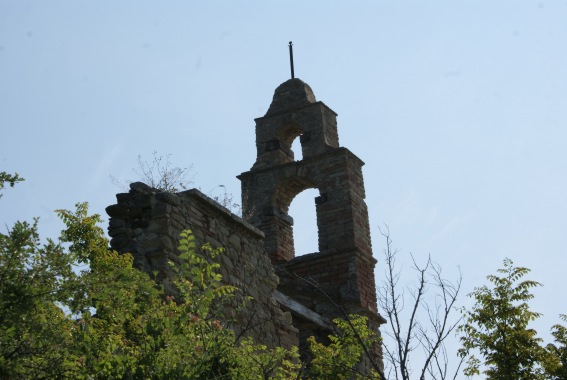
291,136,303,161
288,188,319,256
277,122,302,161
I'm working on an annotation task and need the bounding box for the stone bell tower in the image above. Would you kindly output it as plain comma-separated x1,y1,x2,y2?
238,78,385,367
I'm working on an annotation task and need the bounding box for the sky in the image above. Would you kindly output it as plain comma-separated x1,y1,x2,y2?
1,0,566,375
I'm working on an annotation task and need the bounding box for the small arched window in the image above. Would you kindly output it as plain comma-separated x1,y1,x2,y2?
277,122,302,160
288,188,319,256
291,135,303,161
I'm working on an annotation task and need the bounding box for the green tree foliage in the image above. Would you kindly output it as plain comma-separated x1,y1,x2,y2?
308,314,380,379
0,172,379,379
0,215,78,377
544,314,567,379
0,171,23,197
458,258,553,379
0,200,274,378
231,338,301,379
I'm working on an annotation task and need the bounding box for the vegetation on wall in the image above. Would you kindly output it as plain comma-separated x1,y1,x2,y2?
110,151,194,193
0,172,379,379
111,152,241,215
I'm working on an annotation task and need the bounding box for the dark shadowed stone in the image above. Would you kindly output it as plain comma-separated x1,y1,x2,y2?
155,192,181,206
130,182,156,194
106,204,130,217
107,227,130,238
116,193,133,203
110,236,129,250
109,218,125,228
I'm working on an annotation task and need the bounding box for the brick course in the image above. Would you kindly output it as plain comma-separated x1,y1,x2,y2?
239,78,385,370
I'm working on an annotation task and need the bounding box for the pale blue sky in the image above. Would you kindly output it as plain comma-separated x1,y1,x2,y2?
1,1,566,375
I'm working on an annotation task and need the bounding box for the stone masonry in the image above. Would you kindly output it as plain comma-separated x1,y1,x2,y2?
238,78,385,368
106,184,298,349
107,77,385,373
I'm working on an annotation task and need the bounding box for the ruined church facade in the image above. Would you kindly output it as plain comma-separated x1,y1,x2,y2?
107,78,385,371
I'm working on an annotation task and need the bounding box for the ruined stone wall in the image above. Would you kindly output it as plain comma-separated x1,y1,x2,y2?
106,182,298,349
105,77,385,374
238,77,385,372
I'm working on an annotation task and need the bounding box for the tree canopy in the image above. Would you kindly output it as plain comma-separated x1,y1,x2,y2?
458,258,566,379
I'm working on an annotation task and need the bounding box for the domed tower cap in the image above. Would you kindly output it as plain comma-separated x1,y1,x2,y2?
265,78,317,117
